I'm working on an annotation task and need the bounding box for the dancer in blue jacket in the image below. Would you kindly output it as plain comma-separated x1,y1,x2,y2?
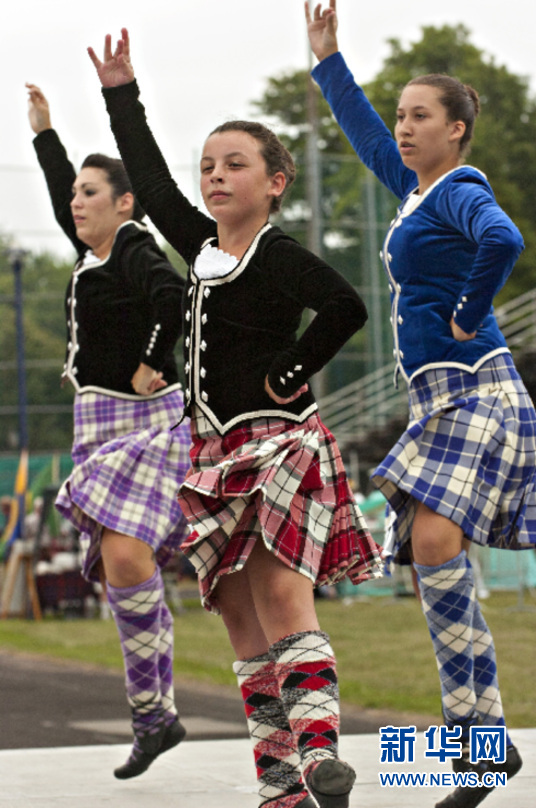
306,3,535,807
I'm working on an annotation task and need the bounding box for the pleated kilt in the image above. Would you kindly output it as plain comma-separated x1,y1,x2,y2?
55,386,191,581
178,409,383,613
372,352,536,564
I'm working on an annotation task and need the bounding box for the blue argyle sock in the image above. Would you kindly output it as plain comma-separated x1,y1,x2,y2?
414,551,478,742
471,586,512,746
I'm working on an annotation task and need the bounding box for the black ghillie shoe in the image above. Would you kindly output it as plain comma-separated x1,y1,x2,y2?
114,718,187,780
435,745,522,808
305,759,356,808
296,797,317,808
261,794,317,808
158,718,187,755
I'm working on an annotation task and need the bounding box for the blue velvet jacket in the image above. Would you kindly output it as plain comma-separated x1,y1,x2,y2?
313,53,524,384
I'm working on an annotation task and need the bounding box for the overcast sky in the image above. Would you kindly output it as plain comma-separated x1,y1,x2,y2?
4,0,536,258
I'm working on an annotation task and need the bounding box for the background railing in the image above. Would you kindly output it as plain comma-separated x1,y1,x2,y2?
319,287,536,444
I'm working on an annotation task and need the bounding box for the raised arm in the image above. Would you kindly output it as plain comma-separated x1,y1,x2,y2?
26,84,53,134
305,3,416,200
87,28,135,88
88,28,215,262
26,84,85,254
305,0,339,63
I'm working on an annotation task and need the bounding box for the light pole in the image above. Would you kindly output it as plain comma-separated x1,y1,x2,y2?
7,248,29,451
305,10,326,398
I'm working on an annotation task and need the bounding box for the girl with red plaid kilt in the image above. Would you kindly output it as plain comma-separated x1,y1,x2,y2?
308,3,536,807
27,85,190,779
89,28,383,808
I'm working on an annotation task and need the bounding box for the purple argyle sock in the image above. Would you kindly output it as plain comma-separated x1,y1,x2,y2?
159,597,178,727
107,568,166,745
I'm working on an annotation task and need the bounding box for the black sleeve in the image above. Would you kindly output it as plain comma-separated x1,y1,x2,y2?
122,236,185,370
263,234,368,397
33,129,86,256
102,81,216,264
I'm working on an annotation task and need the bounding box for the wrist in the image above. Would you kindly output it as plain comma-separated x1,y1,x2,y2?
316,46,339,62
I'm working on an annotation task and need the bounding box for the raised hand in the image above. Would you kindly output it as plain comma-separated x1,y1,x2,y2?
304,0,339,63
26,84,52,134
88,28,135,88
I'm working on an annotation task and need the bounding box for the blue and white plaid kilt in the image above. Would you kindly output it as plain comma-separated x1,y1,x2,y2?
372,352,536,564
55,387,191,581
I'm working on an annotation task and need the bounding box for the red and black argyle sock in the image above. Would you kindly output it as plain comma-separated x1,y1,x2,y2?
270,631,340,778
233,653,309,808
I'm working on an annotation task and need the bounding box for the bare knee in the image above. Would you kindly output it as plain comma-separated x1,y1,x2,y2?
101,530,155,588
216,570,269,659
246,543,320,642
412,501,464,566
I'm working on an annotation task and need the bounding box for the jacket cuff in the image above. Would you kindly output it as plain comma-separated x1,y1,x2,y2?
267,355,308,398
102,80,140,112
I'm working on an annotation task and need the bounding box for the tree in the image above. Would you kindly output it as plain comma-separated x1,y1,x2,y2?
0,242,75,453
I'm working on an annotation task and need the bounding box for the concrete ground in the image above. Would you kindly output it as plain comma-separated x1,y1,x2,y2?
0,651,533,807
1,730,534,807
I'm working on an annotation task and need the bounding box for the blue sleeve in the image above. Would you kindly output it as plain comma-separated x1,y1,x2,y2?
312,52,416,200
437,171,524,332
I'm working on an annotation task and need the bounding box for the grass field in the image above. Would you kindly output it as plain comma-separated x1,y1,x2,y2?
0,590,534,727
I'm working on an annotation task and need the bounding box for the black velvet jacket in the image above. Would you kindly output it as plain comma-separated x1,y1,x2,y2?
33,129,184,397
103,81,368,431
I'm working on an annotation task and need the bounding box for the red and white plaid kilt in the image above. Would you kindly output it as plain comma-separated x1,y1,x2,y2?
178,410,383,613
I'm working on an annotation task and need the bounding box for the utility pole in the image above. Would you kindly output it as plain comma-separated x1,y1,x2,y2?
7,249,29,451
305,14,326,398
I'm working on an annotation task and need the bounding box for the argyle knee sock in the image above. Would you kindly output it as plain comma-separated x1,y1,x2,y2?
158,598,178,727
233,654,308,808
107,568,166,751
270,631,340,777
414,551,478,743
471,593,513,746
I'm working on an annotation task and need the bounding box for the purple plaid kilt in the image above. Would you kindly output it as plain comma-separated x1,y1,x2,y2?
372,352,536,564
178,409,383,613
55,387,191,581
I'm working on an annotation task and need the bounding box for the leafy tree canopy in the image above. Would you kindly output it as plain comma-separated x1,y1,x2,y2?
0,241,73,452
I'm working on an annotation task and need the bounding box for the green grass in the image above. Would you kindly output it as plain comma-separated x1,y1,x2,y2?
315,591,536,727
0,591,534,727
